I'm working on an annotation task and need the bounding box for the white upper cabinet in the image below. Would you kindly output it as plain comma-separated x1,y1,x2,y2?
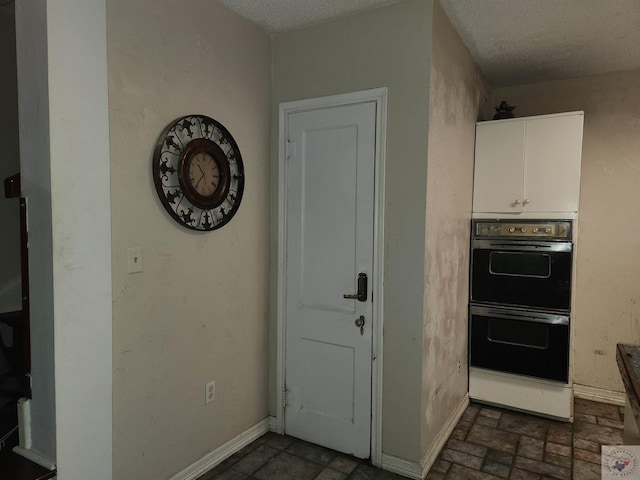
473,120,526,214
473,112,584,215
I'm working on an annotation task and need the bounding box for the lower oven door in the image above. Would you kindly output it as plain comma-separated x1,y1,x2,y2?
469,305,569,383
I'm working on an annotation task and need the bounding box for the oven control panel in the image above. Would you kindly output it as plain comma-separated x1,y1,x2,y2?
473,220,572,240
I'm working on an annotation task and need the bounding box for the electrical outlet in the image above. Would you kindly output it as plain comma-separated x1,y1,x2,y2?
457,360,462,373
205,381,215,404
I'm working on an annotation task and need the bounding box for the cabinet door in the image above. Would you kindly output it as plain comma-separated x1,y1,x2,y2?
523,114,583,213
473,120,526,213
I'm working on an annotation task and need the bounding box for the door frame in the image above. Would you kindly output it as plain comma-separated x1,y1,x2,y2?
276,87,387,466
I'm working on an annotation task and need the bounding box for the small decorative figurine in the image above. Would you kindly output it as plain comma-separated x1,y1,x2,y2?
493,101,517,120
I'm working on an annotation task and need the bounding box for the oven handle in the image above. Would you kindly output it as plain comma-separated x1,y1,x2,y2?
471,239,572,253
470,304,569,326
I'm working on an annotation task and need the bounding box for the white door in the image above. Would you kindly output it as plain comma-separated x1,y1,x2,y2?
284,101,376,458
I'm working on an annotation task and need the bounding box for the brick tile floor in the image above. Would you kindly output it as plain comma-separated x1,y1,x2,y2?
197,433,405,480
199,398,624,480
426,398,623,480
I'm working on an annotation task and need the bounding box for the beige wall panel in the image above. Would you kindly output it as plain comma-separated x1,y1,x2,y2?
423,0,491,456
493,70,640,393
107,1,271,478
272,0,432,462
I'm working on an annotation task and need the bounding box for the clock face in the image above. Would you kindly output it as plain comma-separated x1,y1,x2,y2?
152,115,244,231
188,152,219,197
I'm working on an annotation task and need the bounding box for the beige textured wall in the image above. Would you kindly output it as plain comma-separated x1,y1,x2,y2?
422,0,491,456
272,0,432,462
493,70,640,393
0,8,21,313
107,1,271,478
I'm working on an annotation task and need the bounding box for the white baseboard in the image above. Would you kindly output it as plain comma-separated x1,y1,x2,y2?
168,418,270,480
268,415,277,432
13,445,56,471
17,397,32,450
420,393,469,477
381,393,469,480
381,453,422,479
13,398,57,471
573,384,625,406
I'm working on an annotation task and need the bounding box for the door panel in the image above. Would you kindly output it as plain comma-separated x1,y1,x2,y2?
523,114,583,213
300,339,355,419
299,125,358,311
473,121,525,213
285,102,375,458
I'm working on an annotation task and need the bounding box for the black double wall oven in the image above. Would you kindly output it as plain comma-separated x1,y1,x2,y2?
469,220,572,383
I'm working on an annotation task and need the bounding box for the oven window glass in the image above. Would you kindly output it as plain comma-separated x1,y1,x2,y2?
488,318,549,349
489,252,551,278
471,247,572,310
470,311,569,382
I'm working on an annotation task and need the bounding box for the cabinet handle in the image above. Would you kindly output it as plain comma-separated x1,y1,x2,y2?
514,199,521,205
522,199,530,205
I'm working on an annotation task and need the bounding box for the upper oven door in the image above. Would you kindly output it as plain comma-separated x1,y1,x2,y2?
471,240,572,311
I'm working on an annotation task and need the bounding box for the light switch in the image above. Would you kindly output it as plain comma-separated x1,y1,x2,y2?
127,247,143,274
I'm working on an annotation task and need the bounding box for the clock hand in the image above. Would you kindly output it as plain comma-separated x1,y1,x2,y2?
194,173,204,187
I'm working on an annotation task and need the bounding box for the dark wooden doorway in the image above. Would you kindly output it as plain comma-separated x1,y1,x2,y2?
2,173,31,399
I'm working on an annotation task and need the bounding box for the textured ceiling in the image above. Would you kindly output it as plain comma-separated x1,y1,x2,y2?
218,0,402,33
219,0,640,87
440,0,640,87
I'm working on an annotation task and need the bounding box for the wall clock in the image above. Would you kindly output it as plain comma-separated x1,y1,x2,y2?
152,114,245,231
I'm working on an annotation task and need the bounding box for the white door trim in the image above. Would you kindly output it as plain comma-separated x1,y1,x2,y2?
276,87,387,466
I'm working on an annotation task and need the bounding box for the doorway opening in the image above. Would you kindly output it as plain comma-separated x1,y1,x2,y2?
0,0,31,454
